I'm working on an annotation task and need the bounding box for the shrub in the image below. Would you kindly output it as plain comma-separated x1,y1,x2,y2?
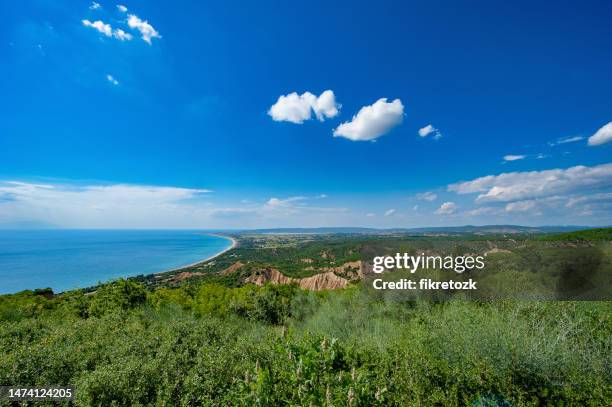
87,279,147,317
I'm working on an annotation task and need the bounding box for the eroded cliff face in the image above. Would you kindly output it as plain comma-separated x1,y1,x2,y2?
298,271,348,290
220,261,244,275
245,268,296,286
245,268,349,291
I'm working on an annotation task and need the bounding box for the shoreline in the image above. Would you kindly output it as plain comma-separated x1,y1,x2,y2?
156,234,237,275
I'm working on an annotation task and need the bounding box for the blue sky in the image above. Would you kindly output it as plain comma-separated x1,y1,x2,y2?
0,0,611,228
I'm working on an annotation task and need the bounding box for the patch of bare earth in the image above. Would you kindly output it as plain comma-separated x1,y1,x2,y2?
245,268,349,291
171,271,204,282
220,261,244,275
484,248,512,255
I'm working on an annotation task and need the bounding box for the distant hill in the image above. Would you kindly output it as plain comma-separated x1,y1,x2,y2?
243,225,590,235
247,227,376,234
538,227,612,241
404,225,588,234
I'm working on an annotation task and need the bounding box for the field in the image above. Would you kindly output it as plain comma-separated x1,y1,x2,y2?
1,229,611,406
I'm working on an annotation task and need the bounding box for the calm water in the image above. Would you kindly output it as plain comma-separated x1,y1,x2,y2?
0,230,232,294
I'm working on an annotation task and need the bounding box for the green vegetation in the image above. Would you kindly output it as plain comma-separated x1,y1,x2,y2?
539,227,612,242
1,280,610,405
1,232,611,405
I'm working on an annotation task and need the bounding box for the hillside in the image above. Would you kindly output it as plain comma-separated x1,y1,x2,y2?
539,227,612,241
243,225,588,235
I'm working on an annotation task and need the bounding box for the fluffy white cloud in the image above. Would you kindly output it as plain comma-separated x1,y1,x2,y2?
448,163,612,203
416,191,437,201
503,154,526,161
588,122,612,146
384,209,396,216
82,19,112,37
82,19,132,41
418,124,442,140
435,202,456,215
268,90,340,124
113,28,132,41
127,14,161,44
117,4,128,12
106,74,119,85
333,98,404,141
268,93,313,124
418,124,434,137
90,2,101,10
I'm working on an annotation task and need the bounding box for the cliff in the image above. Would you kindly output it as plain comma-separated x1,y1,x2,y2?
245,268,349,291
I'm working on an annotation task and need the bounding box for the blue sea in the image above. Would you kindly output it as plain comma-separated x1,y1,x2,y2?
0,230,232,295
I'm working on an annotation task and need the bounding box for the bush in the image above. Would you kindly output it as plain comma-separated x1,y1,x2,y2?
0,282,609,405
87,279,147,317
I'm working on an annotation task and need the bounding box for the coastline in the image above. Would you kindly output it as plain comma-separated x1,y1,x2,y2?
156,234,237,275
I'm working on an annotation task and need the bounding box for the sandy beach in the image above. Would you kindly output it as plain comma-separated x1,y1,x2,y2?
158,234,237,274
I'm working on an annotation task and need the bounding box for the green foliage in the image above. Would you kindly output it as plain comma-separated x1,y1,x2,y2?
87,279,147,317
539,227,612,241
194,283,232,316
149,287,194,311
1,280,610,406
0,289,57,322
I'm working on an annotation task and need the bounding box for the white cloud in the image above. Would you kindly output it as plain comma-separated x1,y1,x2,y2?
0,181,212,228
503,154,526,162
416,191,437,201
90,2,101,10
549,135,584,146
267,90,340,124
83,18,132,41
448,163,612,203
418,124,434,137
127,14,161,44
259,195,347,219
113,28,132,41
435,202,456,215
117,4,128,12
0,180,351,228
384,209,396,216
265,196,306,208
333,98,404,141
418,124,442,140
588,122,612,146
566,192,612,208
464,207,497,217
82,19,112,37
505,200,537,213
312,90,340,121
365,213,376,217
106,74,119,85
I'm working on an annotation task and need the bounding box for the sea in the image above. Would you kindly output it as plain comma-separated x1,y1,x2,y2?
0,230,232,295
